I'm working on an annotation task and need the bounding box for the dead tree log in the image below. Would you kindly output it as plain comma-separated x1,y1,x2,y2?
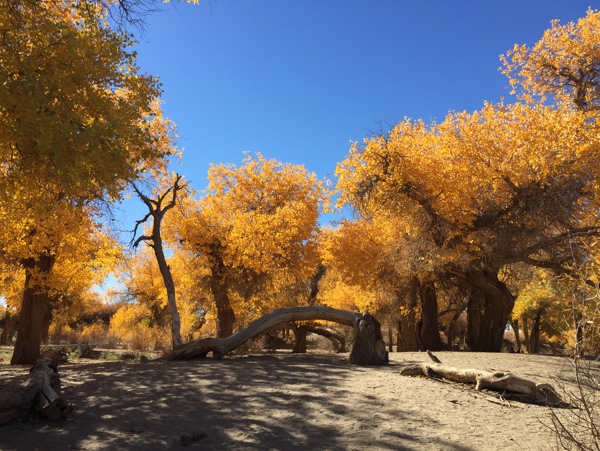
157,306,388,365
0,358,74,425
400,352,562,404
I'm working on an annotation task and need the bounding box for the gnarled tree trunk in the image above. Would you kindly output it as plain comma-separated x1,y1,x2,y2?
157,306,388,365
0,358,73,425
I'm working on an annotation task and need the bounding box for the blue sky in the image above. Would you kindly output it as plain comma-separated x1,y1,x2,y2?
117,1,593,231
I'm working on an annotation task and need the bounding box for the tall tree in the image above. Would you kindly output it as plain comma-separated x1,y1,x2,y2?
132,173,187,347
0,0,173,364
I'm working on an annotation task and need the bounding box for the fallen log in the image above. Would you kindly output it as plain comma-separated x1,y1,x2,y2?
400,352,563,405
157,306,388,365
0,358,74,425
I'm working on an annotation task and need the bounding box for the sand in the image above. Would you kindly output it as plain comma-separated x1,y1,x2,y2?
0,351,592,450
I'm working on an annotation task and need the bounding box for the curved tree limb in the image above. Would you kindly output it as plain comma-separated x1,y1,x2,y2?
156,306,388,365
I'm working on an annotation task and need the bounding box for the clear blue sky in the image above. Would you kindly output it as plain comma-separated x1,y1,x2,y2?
118,1,593,230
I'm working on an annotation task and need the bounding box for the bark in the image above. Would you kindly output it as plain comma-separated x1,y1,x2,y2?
12,254,56,365
446,310,464,351
157,306,388,365
396,283,421,352
522,317,531,353
400,362,563,405
0,312,18,345
418,280,444,351
208,243,236,338
0,358,74,424
531,309,542,354
465,272,514,352
510,318,522,353
290,323,308,353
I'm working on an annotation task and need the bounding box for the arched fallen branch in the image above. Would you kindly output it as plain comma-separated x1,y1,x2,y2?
400,351,563,405
157,306,388,365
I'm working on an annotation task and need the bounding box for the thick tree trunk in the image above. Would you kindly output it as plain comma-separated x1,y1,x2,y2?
418,280,444,351
208,246,236,338
157,306,388,365
0,358,73,424
465,272,514,352
396,283,421,351
290,323,308,353
12,254,56,365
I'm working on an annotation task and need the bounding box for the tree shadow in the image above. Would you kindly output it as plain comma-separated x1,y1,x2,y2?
0,353,476,450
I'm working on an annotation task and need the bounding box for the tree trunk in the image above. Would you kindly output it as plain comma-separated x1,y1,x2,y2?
418,280,444,351
290,322,308,353
510,318,522,353
157,306,388,365
396,283,421,351
400,361,562,405
0,312,18,345
209,246,236,338
12,254,56,365
531,309,542,354
465,271,514,352
446,310,464,351
522,316,531,353
388,327,393,352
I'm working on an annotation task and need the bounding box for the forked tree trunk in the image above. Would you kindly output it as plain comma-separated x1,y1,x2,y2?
12,254,56,365
157,306,388,365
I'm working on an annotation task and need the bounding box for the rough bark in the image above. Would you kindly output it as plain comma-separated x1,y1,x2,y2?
157,306,388,365
290,322,308,353
465,272,514,352
0,358,74,424
208,243,236,338
400,362,562,405
12,254,56,365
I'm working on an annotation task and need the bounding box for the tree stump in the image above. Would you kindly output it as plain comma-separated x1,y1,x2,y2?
0,358,74,425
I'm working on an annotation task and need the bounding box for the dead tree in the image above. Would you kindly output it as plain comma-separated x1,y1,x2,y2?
157,306,388,365
132,174,187,348
400,351,563,404
0,358,73,425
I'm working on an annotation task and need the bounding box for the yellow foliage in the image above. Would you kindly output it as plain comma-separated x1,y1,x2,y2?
109,303,167,351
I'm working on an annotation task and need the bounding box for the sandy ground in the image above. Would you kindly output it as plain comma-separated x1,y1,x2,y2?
0,351,595,451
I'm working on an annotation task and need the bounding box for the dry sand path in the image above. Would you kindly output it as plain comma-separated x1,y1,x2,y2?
0,351,590,450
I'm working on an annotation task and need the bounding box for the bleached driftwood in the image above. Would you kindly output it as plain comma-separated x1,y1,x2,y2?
400,352,563,405
157,306,388,365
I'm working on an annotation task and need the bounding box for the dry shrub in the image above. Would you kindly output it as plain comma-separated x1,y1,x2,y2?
550,357,600,450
